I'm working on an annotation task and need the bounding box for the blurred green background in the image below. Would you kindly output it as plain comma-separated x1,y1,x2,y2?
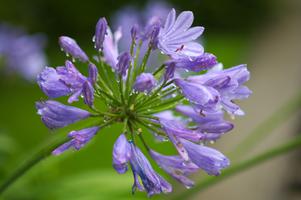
1,0,301,199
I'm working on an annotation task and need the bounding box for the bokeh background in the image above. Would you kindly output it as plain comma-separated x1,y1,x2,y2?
0,0,301,199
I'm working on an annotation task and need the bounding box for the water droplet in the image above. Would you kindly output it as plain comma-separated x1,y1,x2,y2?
210,140,215,144
171,93,176,98
185,185,192,189
60,47,64,51
148,124,152,127
72,57,76,62
92,35,96,42
65,53,70,57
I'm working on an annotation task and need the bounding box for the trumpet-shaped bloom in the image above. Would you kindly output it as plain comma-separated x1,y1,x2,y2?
150,150,198,188
36,100,90,129
53,126,100,155
112,134,131,174
181,139,230,175
187,64,252,115
158,9,204,58
129,143,172,196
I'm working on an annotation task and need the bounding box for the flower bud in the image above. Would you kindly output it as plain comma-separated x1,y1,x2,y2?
116,52,131,76
94,17,107,51
133,73,156,92
83,81,94,107
59,36,88,62
88,63,98,85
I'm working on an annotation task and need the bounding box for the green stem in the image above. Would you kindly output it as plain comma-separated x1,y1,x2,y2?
0,120,115,195
140,46,152,73
153,64,165,76
172,134,301,200
0,136,69,195
230,92,301,159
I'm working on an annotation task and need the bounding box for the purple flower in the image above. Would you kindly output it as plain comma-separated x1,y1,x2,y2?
0,23,47,80
181,139,230,175
37,60,95,104
94,17,107,51
103,27,122,68
133,73,156,92
175,78,220,111
158,9,204,58
37,67,71,98
176,105,233,135
170,53,217,72
36,100,90,129
148,22,161,49
59,36,88,62
164,62,176,81
82,81,94,106
112,134,131,174
52,126,99,155
88,63,98,85
187,64,252,115
150,150,198,188
116,52,131,76
159,118,202,142
129,143,172,196
131,24,139,41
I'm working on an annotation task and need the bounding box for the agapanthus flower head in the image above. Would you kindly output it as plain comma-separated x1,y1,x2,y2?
36,8,251,197
0,23,47,81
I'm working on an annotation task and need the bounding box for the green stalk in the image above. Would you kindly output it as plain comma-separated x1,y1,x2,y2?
230,92,301,159
0,136,69,194
0,120,114,195
152,64,165,76
171,134,301,200
140,46,152,73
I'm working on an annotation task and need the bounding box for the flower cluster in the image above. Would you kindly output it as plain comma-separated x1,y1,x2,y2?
36,8,251,196
0,23,47,80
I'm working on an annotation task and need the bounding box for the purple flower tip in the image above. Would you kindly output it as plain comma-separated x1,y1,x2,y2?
82,81,94,107
88,63,98,85
94,17,108,51
116,52,131,76
133,73,157,93
59,36,88,62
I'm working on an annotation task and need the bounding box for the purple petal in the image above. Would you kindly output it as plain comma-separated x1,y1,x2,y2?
59,36,88,62
181,139,230,175
113,134,131,174
133,73,157,92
